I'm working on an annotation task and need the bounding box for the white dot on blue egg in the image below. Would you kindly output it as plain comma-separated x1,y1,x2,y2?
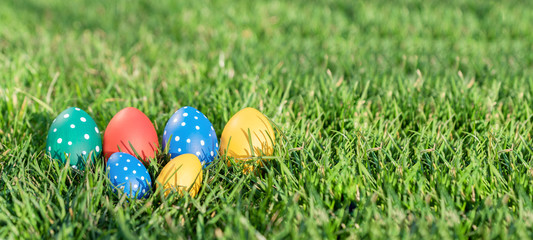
173,118,178,123
141,176,145,180
196,126,200,130
57,138,62,144
64,114,70,118
124,167,128,171
181,122,186,126
115,163,119,166
175,136,180,141
134,184,138,189
75,108,80,111
194,116,198,120
183,113,188,117
127,159,130,162
196,152,200,156
187,139,191,143
84,134,89,140
138,163,141,166
70,124,75,128
114,176,117,179
201,140,205,146
133,170,136,174
80,117,86,122
211,151,214,156
53,128,57,132
178,148,182,152
125,177,128,180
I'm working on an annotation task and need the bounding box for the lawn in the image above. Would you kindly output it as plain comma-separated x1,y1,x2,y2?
1,0,533,238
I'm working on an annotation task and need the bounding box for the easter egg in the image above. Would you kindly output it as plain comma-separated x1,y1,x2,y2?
162,106,219,166
107,152,152,199
46,107,102,170
103,107,159,164
156,154,202,197
219,107,275,161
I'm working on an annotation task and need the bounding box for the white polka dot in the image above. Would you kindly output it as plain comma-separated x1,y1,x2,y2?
57,138,62,144
95,146,100,152
184,106,188,108
201,140,205,146
194,116,198,120
138,163,141,166
82,151,86,155
134,184,138,189
141,176,145,180
114,176,117,179
119,154,122,157
80,117,86,122
142,189,146,193
196,152,201,156
64,114,70,118
164,130,167,135
72,165,77,169
120,186,124,190
175,136,180,141
75,108,80,111
178,148,181,152
84,134,89,140
183,113,188,117
216,143,218,147
209,134,211,137
127,159,130,162
48,146,51,151
70,124,75,128
211,151,214,156
68,141,72,145
133,170,136,174
124,167,128,171
211,126,214,130
181,122,186,126
196,126,200,130
107,166,110,170
196,110,200,113
173,118,178,123
125,177,128,180
115,163,119,166
53,128,57,132
95,127,99,133
187,139,191,143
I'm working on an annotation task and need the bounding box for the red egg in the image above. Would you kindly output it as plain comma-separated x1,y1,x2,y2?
103,107,159,164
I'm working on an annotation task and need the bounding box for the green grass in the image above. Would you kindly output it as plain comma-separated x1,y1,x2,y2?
1,0,533,238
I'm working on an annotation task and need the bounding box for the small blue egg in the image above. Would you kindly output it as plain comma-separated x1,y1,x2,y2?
162,106,219,166
107,152,152,199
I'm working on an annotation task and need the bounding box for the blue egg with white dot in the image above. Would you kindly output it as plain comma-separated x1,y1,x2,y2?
162,106,219,166
107,152,152,199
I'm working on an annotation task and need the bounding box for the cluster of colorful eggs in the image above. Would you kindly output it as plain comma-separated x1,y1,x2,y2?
45,106,275,199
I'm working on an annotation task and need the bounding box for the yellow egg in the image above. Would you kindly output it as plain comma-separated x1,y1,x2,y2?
220,108,275,166
156,154,202,197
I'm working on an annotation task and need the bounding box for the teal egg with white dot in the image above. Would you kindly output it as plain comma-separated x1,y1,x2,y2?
46,107,102,170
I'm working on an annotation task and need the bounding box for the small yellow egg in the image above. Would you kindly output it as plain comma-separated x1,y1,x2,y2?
156,154,202,197
220,108,275,169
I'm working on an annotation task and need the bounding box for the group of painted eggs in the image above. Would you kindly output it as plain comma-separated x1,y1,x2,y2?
45,106,276,199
